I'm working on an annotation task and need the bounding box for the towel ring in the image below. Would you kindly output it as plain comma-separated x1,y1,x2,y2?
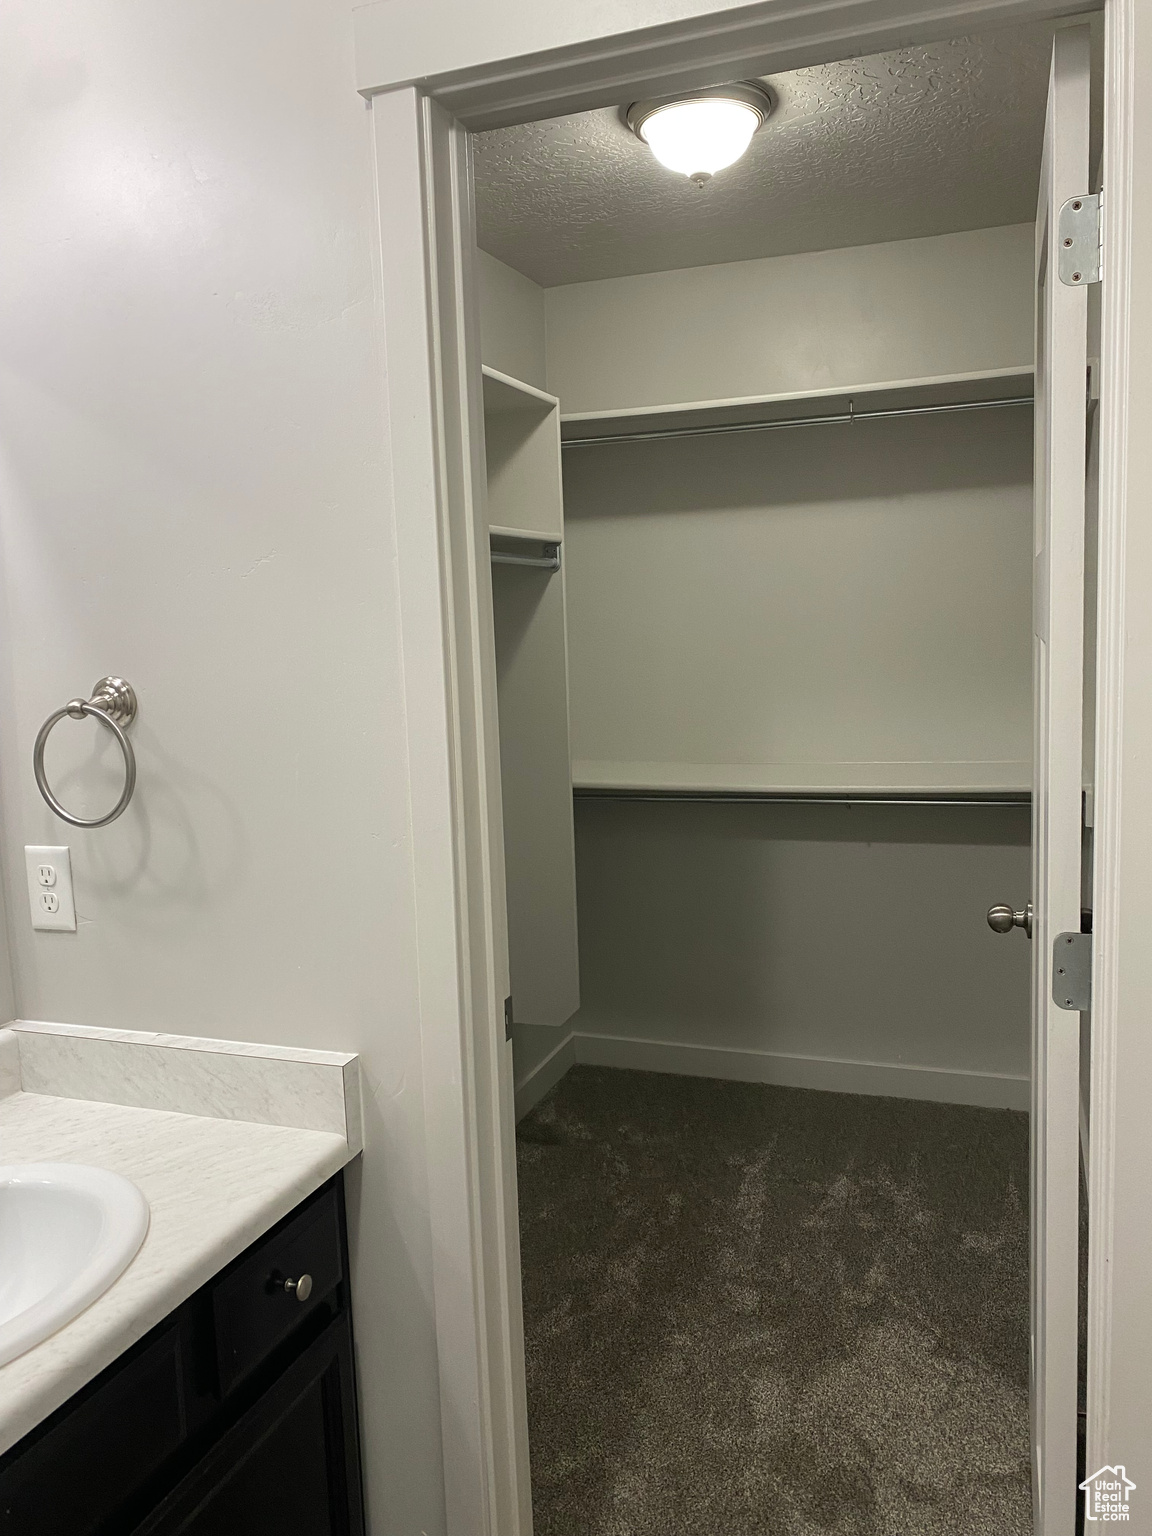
33,677,138,829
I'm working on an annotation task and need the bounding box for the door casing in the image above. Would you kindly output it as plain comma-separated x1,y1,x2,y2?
360,3,1142,1531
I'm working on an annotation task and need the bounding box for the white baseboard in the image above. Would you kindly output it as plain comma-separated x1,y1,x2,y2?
513,1030,576,1120
571,1032,1030,1111
514,1028,1030,1116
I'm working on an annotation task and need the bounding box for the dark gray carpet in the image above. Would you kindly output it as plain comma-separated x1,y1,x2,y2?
517,1066,1031,1536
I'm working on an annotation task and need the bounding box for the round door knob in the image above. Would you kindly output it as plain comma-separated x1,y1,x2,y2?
283,1273,313,1302
987,902,1033,937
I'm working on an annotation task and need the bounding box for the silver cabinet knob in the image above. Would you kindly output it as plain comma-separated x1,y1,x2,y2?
283,1273,313,1302
988,902,1033,938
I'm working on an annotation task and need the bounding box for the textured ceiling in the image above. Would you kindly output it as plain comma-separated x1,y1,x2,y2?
475,22,1070,287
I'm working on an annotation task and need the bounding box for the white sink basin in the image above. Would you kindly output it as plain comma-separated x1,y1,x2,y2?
0,1164,150,1368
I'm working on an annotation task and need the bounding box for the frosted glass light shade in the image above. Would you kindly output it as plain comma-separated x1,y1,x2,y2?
639,98,762,180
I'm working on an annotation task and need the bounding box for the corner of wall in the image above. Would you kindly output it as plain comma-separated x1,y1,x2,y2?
475,248,547,391
512,1023,575,1119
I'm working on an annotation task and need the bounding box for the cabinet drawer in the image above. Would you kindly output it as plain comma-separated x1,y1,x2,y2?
212,1185,342,1395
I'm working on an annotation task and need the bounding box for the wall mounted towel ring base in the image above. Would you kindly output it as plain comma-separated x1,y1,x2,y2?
34,677,138,828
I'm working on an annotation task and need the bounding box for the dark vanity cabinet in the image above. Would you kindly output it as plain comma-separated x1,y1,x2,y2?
0,1175,365,1536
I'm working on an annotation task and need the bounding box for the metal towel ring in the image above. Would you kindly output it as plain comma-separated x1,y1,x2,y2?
33,677,138,828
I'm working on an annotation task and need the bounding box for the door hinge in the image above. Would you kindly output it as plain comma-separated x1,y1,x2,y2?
1053,932,1092,1011
504,995,514,1041
1058,191,1102,286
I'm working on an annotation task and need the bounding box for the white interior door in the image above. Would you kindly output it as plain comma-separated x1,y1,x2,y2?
1032,25,1090,1536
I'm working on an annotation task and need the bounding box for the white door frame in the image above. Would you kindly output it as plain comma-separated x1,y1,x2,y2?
361,2,1142,1530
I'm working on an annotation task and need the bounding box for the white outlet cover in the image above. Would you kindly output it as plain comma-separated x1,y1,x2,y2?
25,846,76,932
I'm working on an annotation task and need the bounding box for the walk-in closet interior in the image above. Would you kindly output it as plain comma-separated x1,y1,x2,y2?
475,20,1097,1534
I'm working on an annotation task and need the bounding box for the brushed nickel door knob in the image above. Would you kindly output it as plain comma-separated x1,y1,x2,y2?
988,902,1033,938
283,1274,313,1302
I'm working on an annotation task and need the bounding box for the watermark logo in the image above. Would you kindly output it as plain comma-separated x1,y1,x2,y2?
1080,1465,1136,1522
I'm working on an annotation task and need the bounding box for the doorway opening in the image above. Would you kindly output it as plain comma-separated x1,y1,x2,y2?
471,18,1100,1534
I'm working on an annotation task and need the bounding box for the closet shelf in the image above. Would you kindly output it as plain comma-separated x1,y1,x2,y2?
571,760,1032,799
483,366,564,542
559,366,1033,446
482,364,559,414
490,524,561,545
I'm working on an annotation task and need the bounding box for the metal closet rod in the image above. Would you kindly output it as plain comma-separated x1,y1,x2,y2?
490,543,561,572
573,789,1031,807
562,392,1034,448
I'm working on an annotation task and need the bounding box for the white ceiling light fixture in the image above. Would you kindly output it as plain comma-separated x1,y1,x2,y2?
626,82,774,186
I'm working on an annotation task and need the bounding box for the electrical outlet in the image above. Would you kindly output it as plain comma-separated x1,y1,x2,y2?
25,846,76,932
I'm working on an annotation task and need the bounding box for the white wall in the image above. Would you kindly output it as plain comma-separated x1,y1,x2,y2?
357,0,781,91
555,407,1034,1106
545,224,1034,412
477,250,547,390
0,4,442,1532
571,798,1031,1103
352,0,1087,124
563,407,1034,789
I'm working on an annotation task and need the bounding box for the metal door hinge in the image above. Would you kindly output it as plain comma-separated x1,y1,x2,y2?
1053,932,1092,1011
504,995,514,1040
1058,192,1102,286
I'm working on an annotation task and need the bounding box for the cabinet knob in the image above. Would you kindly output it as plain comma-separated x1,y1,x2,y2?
282,1273,313,1302
987,902,1033,938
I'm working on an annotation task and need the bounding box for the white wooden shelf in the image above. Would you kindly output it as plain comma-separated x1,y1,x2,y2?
482,366,564,540
482,364,558,414
490,524,561,545
481,365,579,1028
571,760,1032,798
559,366,1033,444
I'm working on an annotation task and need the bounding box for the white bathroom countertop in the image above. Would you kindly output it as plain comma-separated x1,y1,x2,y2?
0,1021,362,1458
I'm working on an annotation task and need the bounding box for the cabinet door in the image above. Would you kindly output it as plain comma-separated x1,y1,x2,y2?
0,1325,184,1536
130,1315,363,1536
